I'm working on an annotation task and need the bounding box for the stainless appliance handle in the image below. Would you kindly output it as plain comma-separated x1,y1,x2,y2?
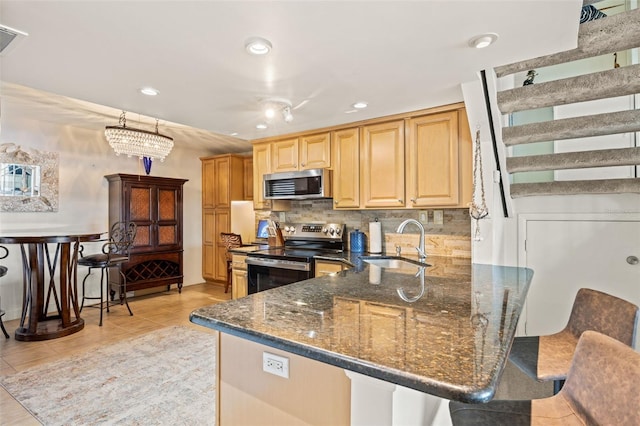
246,257,311,272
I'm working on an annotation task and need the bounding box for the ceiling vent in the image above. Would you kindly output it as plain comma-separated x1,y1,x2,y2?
0,24,28,55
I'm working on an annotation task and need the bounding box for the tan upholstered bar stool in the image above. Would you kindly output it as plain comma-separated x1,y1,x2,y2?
509,288,639,393
449,330,640,425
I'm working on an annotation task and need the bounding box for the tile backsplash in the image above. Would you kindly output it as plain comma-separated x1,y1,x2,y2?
258,199,471,258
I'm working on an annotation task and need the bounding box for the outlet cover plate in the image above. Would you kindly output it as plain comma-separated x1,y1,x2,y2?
263,352,289,378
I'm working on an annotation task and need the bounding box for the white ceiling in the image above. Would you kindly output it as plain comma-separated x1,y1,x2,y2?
0,1,581,155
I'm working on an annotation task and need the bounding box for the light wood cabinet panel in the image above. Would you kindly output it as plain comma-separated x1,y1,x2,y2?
332,128,360,209
252,143,272,210
243,157,253,200
251,144,291,212
407,110,459,207
231,253,248,299
272,137,299,172
458,108,473,208
201,154,247,283
202,210,215,280
202,160,215,209
300,132,331,169
361,120,405,208
314,259,346,277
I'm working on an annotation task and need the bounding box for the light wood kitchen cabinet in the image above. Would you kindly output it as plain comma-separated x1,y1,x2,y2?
252,142,291,211
300,132,331,169
332,104,471,210
201,154,246,283
406,110,459,207
271,132,331,172
361,120,406,208
231,253,248,299
271,137,299,172
314,259,347,277
331,127,360,209
243,157,253,200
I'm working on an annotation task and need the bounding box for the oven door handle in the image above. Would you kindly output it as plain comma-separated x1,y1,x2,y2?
246,257,311,272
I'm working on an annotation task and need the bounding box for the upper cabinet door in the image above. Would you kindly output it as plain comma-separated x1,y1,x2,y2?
214,156,231,209
300,132,331,170
202,159,215,209
407,111,459,207
272,138,299,172
332,128,360,209
253,143,272,210
361,120,405,208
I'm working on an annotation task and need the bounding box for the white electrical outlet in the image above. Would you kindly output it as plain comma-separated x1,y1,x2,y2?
433,210,444,225
419,211,428,224
263,352,289,378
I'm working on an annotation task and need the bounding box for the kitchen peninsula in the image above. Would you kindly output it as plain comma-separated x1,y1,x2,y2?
190,255,533,425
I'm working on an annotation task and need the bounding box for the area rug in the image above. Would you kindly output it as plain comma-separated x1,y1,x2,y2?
0,326,217,425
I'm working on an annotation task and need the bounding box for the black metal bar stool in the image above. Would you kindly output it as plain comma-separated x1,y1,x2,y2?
78,222,136,326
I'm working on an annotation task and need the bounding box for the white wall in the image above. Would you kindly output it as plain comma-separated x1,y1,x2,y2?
0,113,219,320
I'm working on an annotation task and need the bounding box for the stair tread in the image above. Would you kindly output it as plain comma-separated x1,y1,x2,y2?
510,178,640,198
507,147,640,173
497,64,640,114
496,8,640,77
503,109,640,146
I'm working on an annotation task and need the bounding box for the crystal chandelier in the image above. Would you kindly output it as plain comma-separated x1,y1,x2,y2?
104,111,174,161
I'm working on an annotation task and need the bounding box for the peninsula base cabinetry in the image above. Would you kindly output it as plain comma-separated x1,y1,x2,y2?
219,333,350,425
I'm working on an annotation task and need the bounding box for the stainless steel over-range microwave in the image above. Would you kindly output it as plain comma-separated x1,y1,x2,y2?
263,168,332,200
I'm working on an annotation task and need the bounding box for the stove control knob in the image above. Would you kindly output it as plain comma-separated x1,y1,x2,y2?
322,227,328,234
335,228,342,235
329,228,335,236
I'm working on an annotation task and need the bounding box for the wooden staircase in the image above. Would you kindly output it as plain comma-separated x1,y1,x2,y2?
492,5,640,198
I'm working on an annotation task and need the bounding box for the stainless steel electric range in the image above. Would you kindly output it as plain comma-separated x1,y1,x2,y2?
246,222,346,294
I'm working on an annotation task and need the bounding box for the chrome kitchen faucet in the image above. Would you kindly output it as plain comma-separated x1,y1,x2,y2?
396,219,427,261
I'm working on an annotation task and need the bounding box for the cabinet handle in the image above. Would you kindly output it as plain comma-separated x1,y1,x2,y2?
410,198,416,203
398,199,403,203
301,163,305,167
334,200,338,205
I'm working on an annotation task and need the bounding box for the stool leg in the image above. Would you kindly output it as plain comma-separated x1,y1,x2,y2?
80,267,92,312
119,270,133,317
99,266,107,326
0,314,9,338
553,379,565,395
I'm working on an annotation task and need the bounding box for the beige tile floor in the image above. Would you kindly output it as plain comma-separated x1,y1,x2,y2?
0,283,230,425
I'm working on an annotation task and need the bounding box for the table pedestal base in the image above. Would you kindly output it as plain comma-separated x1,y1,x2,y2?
15,318,84,342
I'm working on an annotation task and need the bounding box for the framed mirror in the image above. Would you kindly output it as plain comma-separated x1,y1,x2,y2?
0,143,58,212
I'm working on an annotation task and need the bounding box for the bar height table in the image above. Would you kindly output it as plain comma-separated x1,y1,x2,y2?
0,231,102,341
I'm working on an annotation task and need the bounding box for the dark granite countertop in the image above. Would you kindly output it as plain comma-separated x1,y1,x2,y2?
190,255,533,403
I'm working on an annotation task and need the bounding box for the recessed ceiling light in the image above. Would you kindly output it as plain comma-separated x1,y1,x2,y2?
352,102,368,109
468,33,499,49
140,87,159,96
230,132,238,136
256,123,268,130
245,37,272,55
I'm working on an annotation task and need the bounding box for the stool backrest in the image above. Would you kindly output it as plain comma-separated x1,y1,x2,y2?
561,330,640,425
566,288,639,346
103,222,137,258
221,233,243,260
